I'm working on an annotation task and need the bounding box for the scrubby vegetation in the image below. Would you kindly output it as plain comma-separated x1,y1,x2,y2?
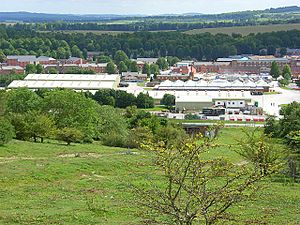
0,128,299,224
0,88,299,224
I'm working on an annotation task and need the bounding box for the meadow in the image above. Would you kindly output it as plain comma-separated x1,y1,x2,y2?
0,128,299,224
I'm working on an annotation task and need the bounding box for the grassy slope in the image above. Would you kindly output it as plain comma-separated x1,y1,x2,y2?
185,23,300,35
0,128,299,224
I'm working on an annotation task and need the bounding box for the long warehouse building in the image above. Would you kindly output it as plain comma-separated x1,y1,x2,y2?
8,74,120,91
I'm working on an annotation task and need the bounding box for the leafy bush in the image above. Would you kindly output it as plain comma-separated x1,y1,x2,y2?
185,113,200,120
101,131,127,147
57,127,83,145
97,105,129,147
126,127,153,149
160,94,175,109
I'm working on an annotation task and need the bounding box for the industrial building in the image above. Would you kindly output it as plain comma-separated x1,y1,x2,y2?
174,91,253,112
8,74,120,92
156,79,271,92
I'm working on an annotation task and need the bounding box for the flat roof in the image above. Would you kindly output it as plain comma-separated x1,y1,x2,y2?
24,74,119,82
8,80,116,90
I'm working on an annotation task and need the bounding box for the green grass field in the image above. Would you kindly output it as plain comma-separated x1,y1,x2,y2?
0,128,299,224
185,23,300,36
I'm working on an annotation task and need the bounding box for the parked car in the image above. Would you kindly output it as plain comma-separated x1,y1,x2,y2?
119,82,129,87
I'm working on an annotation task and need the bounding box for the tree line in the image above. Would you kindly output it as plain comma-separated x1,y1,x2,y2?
0,88,166,147
1,26,300,61
13,19,300,32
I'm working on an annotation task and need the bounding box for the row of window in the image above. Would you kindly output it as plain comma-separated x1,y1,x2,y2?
217,101,244,105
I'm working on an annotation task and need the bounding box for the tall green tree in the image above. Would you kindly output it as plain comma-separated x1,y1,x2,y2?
114,50,129,65
279,101,300,138
118,61,128,73
97,105,128,147
160,94,175,109
115,90,137,108
282,64,292,81
136,93,154,109
25,64,37,74
6,88,41,114
270,61,281,79
167,56,180,66
156,57,169,70
71,45,83,58
42,89,100,141
129,61,139,72
142,63,151,76
10,111,55,143
150,64,160,76
28,112,56,143
97,55,112,63
93,89,116,106
0,50,6,63
36,64,44,74
106,62,116,74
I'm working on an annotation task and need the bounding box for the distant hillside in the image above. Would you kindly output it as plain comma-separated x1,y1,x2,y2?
0,12,129,22
264,6,300,13
0,6,300,23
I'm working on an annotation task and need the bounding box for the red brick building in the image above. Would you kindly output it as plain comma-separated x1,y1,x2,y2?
6,55,57,68
195,57,300,77
171,66,196,75
44,63,108,74
157,74,192,81
36,56,57,65
194,62,230,73
7,55,37,68
0,65,24,75
81,63,108,73
65,57,87,65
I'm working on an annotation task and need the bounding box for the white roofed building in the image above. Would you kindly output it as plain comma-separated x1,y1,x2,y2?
172,90,253,112
8,74,120,92
156,78,270,92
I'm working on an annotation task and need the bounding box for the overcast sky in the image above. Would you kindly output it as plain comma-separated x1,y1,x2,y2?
2,0,300,15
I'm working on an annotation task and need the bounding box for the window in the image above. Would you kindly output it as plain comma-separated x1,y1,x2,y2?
240,102,243,105
232,102,235,105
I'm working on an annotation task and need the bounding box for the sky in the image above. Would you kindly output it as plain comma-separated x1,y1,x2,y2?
1,0,300,15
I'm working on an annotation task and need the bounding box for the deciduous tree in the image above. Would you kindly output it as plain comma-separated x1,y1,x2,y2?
57,127,83,145
270,61,281,79
136,130,279,225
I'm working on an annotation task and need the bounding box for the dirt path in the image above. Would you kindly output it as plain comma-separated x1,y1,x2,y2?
0,151,140,164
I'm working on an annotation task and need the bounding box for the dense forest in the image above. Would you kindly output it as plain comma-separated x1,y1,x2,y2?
1,25,300,60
